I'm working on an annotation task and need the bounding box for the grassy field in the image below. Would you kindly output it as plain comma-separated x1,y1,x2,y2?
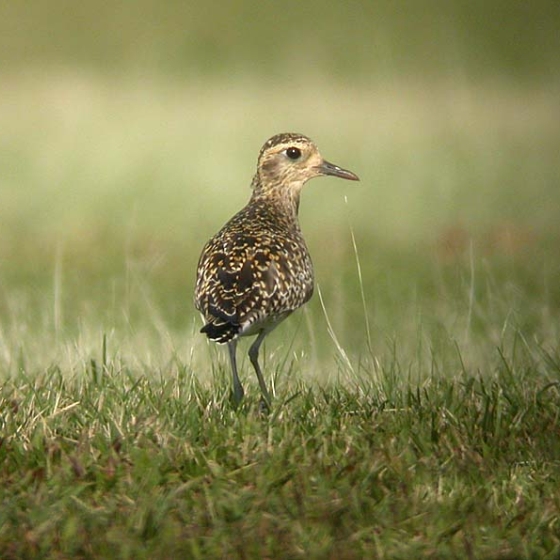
1,352,560,559
1,2,560,557
1,75,559,559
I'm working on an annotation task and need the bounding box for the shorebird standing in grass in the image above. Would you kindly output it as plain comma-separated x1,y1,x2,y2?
194,133,359,407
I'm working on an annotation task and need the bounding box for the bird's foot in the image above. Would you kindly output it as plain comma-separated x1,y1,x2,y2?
257,396,271,415
230,386,244,408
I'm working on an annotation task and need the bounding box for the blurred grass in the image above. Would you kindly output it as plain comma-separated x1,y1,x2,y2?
1,2,560,557
1,1,559,82
1,75,559,374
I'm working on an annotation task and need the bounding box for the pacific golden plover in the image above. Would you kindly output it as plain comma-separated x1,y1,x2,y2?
194,132,359,406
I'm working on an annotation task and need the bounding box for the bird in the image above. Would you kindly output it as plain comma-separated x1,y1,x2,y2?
194,132,359,407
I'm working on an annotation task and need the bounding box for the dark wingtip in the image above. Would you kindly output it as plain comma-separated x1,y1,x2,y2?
200,321,239,344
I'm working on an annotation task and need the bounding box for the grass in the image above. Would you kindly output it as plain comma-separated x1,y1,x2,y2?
1,71,560,557
1,341,560,559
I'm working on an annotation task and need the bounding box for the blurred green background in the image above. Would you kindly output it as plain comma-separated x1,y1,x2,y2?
0,1,559,373
2,1,559,80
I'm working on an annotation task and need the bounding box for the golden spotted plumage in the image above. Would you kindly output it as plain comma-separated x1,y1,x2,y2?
195,196,314,343
194,132,359,406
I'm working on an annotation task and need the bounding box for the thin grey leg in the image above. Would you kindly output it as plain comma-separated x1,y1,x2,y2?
248,330,272,407
228,339,244,405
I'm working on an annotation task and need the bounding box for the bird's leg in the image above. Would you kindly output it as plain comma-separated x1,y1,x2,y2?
228,339,244,405
248,330,272,409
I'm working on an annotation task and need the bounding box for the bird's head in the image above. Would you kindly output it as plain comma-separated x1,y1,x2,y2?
252,133,359,197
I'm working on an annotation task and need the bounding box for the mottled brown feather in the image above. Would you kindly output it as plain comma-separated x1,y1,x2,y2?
194,132,358,346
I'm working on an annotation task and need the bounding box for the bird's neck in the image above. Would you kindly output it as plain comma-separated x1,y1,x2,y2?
250,175,302,219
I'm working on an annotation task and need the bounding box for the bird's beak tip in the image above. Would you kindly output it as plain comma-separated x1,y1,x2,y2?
317,160,360,181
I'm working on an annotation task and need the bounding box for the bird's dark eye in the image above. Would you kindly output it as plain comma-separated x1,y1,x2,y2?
286,147,301,160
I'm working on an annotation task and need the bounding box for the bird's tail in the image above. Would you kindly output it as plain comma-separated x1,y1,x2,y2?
200,320,239,344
